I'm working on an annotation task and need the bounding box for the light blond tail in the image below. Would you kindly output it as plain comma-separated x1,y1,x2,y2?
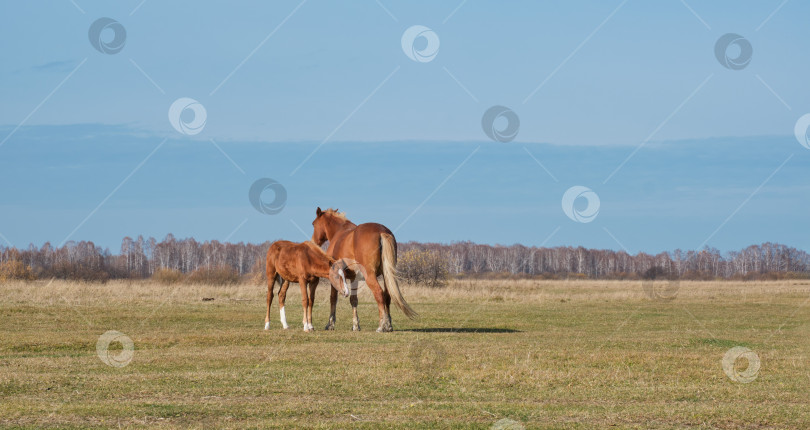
381,233,418,319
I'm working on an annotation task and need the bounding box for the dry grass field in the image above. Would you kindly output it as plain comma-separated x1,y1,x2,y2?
1,278,809,428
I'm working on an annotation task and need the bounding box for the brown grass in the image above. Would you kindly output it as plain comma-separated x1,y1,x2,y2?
1,278,809,428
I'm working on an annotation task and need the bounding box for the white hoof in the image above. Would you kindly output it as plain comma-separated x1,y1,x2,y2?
282,324,289,330
264,321,270,330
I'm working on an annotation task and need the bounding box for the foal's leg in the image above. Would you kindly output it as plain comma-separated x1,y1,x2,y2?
278,280,291,329
324,287,338,330
299,278,312,332
307,279,318,331
364,270,392,332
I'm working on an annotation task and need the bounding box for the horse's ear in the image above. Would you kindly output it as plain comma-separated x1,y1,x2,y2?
316,207,323,217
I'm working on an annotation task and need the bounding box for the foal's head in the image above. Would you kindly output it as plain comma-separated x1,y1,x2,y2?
328,258,365,298
328,259,352,298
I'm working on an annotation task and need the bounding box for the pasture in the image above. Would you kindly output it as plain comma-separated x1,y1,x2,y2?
1,279,809,428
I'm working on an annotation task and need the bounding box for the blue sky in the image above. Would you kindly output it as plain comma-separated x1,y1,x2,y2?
1,0,809,254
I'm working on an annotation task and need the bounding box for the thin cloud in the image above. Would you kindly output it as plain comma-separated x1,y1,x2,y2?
29,60,79,73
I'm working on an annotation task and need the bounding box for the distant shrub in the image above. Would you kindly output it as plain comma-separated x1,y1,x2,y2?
398,249,449,288
43,261,109,283
643,266,668,280
0,260,36,281
152,268,184,284
679,270,716,281
187,266,240,285
731,271,810,281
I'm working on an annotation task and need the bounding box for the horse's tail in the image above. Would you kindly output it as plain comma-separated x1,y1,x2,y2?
380,233,418,319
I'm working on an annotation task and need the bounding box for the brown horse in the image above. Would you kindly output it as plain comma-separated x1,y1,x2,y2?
312,207,417,332
264,240,350,332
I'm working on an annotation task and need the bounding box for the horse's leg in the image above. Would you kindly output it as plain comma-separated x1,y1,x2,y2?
364,271,392,332
307,279,318,331
299,278,312,332
350,289,360,332
380,275,393,330
265,270,276,330
325,286,337,330
278,280,290,329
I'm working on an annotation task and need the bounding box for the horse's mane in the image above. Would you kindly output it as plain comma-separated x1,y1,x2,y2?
324,208,348,221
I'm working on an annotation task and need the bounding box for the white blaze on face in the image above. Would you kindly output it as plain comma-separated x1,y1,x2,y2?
338,268,349,297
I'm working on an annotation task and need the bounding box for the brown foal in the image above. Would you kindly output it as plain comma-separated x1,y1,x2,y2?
264,240,349,332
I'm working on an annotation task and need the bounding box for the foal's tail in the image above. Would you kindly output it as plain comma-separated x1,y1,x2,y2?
381,233,418,319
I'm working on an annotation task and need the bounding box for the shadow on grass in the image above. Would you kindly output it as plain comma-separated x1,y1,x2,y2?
402,327,521,333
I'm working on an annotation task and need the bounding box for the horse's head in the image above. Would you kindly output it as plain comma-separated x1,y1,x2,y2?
312,207,329,245
312,207,347,245
328,258,366,298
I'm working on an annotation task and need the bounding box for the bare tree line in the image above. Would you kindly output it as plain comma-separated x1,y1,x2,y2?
1,235,808,282
398,241,810,280
0,235,270,281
